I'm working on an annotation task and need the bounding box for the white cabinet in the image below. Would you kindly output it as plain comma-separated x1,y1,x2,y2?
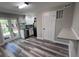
42,11,56,41
20,30,24,39
29,28,34,36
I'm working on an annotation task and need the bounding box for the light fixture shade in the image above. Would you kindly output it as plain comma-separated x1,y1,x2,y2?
18,3,28,9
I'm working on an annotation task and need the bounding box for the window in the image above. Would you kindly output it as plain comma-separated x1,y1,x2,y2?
56,10,63,19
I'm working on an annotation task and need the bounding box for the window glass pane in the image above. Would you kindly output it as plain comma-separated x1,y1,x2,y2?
0,19,11,40
11,19,19,38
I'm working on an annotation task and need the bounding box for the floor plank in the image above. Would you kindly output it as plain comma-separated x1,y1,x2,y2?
0,37,69,57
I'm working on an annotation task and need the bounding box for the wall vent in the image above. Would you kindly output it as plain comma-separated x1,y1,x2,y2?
64,3,74,8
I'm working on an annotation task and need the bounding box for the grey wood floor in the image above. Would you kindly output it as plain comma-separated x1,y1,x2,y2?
0,37,69,57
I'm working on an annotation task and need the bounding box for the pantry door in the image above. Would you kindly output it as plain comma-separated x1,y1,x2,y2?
42,12,50,40
42,11,56,41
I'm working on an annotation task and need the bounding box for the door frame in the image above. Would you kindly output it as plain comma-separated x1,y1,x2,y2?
9,19,20,40
0,18,20,43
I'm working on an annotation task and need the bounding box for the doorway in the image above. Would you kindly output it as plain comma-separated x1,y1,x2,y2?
0,18,20,42
10,19,20,39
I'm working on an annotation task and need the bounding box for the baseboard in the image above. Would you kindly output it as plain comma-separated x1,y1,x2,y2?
53,40,69,46
37,37,43,40
37,37,69,45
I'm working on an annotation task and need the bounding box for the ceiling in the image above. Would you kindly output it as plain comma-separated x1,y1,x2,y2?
0,2,67,15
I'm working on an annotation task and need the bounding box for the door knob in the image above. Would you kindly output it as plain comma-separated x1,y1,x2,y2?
43,28,45,30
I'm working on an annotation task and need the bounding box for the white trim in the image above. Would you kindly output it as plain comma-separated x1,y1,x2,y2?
53,40,69,45
71,28,79,39
37,36,69,45
37,37,43,40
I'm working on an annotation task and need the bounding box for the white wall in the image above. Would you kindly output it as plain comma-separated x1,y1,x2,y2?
63,4,74,28
71,2,79,56
72,3,79,38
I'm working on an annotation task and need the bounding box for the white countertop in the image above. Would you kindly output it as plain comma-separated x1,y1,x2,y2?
57,28,79,40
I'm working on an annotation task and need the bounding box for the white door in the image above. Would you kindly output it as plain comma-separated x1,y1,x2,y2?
49,11,56,41
42,11,56,41
42,12,49,40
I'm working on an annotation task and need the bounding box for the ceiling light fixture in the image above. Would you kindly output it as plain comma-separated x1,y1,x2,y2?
18,2,29,9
